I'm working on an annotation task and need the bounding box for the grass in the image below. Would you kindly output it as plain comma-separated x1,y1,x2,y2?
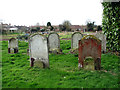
59,34,72,39
1,33,22,40
1,36,120,88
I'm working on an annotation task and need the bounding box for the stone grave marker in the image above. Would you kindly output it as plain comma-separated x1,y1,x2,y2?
48,33,62,54
29,33,49,68
78,35,101,70
95,32,106,53
8,38,18,53
71,32,83,53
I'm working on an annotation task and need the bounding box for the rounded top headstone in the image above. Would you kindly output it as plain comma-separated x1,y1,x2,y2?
71,32,83,37
48,32,60,51
9,38,16,41
71,32,83,49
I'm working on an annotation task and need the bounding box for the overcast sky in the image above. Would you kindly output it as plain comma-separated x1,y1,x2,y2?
0,0,103,26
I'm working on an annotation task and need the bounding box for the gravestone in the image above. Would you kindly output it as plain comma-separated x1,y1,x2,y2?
29,33,49,68
95,32,106,53
70,32,83,53
83,29,86,33
8,38,18,53
48,33,62,54
78,35,101,70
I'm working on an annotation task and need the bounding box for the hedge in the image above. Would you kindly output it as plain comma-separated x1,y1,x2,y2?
102,2,120,52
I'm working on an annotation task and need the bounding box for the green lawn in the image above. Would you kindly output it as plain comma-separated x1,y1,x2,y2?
59,33,72,39
1,33,22,40
1,39,119,88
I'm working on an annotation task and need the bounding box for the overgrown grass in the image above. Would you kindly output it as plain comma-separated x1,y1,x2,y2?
59,32,72,39
1,33,22,40
1,39,119,88
59,34,72,39
60,40,71,53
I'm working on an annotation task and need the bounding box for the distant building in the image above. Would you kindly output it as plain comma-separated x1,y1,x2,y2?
70,25,82,31
0,23,11,34
29,25,87,33
70,25,87,32
30,25,45,30
15,25,30,33
53,25,60,31
9,27,18,32
0,23,30,34
80,25,87,33
30,25,45,33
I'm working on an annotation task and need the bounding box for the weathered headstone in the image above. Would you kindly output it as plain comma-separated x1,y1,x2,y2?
95,32,106,53
29,33,49,68
78,35,101,70
71,32,83,53
8,38,18,53
48,33,62,54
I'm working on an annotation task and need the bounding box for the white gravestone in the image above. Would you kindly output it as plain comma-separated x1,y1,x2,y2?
48,33,61,54
95,32,106,53
71,32,83,49
8,38,18,53
29,33,49,68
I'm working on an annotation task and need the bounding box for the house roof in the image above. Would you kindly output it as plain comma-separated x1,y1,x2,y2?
30,26,45,29
70,25,82,29
9,27,18,30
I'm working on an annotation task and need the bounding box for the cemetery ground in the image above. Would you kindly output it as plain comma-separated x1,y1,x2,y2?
0,33,22,42
1,33,120,88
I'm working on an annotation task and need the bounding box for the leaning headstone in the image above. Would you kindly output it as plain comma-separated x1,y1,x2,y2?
29,33,49,68
78,35,101,70
95,32,106,53
48,33,62,54
8,38,18,53
70,32,83,53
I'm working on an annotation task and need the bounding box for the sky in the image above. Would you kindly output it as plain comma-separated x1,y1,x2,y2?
0,0,103,26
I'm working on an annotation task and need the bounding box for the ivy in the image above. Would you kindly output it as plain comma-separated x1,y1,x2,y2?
102,2,120,52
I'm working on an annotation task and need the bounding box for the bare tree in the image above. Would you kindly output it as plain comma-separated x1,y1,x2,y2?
62,20,71,31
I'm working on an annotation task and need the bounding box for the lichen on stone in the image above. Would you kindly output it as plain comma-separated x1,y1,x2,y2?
29,32,47,40
49,48,62,54
81,35,101,43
